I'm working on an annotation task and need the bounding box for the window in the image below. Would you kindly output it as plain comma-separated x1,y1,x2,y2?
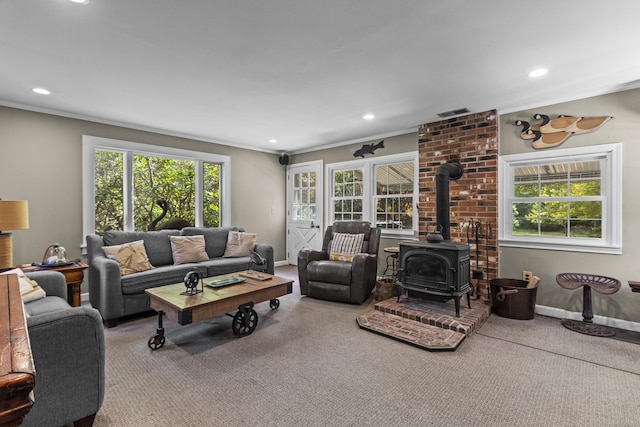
499,143,622,254
332,168,364,221
374,162,414,230
292,170,318,221
327,152,418,236
83,136,231,238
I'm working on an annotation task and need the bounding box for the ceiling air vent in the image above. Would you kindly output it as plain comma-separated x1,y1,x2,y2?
437,107,471,118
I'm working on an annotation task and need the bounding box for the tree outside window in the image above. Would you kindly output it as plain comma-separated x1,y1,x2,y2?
512,162,602,238
94,151,221,233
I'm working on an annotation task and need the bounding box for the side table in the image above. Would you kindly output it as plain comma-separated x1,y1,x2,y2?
382,246,400,278
20,262,88,307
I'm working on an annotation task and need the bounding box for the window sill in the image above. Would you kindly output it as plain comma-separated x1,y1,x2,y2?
499,239,622,255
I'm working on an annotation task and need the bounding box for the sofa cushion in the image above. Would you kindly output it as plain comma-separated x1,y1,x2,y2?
1,268,47,303
170,235,210,264
120,264,207,295
24,296,70,317
329,233,364,262
223,231,257,257
103,240,155,276
103,230,179,266
202,257,252,277
181,226,241,258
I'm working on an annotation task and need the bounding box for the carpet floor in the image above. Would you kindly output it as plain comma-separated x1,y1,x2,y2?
94,266,640,426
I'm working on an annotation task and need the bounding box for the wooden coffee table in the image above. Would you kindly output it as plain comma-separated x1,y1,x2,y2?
145,271,293,349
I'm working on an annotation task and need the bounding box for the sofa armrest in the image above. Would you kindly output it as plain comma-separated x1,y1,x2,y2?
297,249,328,295
253,243,275,274
87,255,124,323
349,253,378,304
25,270,67,299
23,306,105,427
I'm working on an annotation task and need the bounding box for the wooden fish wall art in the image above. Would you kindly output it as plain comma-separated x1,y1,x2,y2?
354,140,384,157
514,114,612,149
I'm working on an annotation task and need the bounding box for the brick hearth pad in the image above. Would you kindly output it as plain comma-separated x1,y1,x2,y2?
357,295,491,351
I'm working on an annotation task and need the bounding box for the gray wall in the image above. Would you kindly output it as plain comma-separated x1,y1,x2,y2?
290,131,419,274
0,106,287,293
499,88,640,323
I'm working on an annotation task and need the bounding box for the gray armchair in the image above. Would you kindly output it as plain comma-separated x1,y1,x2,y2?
298,221,381,304
22,271,105,427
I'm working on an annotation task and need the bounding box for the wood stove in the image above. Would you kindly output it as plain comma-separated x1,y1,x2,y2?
397,241,471,316
396,160,472,317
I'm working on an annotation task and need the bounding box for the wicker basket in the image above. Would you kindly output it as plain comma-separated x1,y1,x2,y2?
375,277,397,301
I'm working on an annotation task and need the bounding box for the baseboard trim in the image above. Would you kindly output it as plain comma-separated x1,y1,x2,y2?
535,304,640,332
274,260,289,267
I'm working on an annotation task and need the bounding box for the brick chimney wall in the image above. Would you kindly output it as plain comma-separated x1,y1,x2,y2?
417,110,498,298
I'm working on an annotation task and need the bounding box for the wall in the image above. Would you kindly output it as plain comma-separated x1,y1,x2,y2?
0,106,287,293
418,110,499,298
499,88,640,323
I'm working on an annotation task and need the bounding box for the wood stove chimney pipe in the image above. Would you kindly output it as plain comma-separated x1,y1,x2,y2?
435,160,464,240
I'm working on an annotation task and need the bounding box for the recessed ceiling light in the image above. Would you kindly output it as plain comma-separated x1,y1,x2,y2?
363,114,375,120
529,68,548,78
70,0,89,4
269,139,277,143
32,87,51,95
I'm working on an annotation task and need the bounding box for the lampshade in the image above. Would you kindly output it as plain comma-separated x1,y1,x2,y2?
0,200,29,231
0,200,29,269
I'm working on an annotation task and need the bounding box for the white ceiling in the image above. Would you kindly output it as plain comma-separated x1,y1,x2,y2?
2,0,640,154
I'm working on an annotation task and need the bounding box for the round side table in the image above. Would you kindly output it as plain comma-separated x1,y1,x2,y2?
556,273,621,337
382,246,400,278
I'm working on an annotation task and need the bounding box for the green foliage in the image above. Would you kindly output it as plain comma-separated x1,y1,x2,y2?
93,151,221,233
512,174,602,238
134,156,196,231
94,151,124,233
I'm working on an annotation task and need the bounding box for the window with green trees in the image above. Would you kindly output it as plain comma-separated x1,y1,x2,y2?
332,168,364,222
84,136,230,236
512,161,602,238
499,143,622,254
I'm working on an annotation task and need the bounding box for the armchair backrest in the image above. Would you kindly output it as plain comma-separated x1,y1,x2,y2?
322,221,381,256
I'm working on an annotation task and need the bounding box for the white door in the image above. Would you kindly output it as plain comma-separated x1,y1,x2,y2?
287,161,323,265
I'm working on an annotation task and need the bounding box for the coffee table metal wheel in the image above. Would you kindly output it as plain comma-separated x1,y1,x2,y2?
232,303,258,337
148,333,166,350
270,298,280,310
148,310,166,350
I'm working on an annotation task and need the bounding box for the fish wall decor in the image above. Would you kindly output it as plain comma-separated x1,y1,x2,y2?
354,140,384,157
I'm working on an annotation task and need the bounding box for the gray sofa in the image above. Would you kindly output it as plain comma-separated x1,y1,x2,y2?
86,226,274,326
22,271,105,427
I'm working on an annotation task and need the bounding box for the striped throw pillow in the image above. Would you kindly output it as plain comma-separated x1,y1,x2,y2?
329,233,365,262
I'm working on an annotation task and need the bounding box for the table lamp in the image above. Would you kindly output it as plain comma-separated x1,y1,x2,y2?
0,200,29,269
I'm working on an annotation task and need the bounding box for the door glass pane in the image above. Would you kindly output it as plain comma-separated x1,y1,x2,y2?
293,171,317,221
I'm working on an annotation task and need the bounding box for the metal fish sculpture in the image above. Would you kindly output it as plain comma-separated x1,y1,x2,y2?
354,140,384,158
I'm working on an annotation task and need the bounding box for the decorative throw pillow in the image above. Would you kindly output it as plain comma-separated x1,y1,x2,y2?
102,240,154,276
0,268,46,303
223,231,257,257
329,232,365,262
169,235,210,264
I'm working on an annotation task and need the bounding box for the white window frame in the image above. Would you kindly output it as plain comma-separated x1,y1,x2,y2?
326,152,418,237
82,135,231,242
499,143,622,254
